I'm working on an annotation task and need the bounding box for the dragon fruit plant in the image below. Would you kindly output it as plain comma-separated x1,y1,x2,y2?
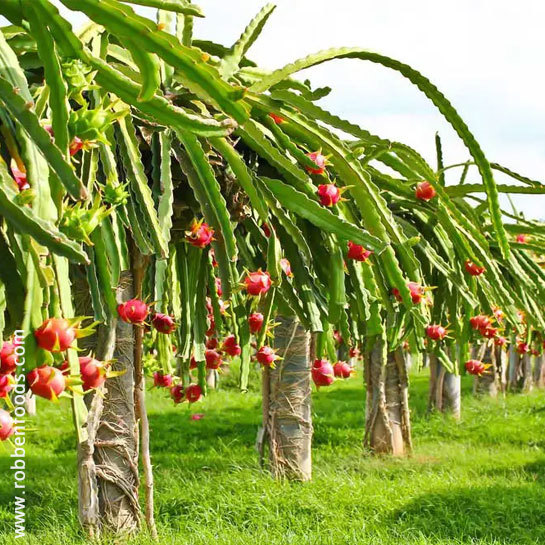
0,0,544,539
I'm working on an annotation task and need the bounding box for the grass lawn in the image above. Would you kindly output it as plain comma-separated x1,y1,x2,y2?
1,369,545,544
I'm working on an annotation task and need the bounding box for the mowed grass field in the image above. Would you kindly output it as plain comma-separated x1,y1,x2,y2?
1,369,545,545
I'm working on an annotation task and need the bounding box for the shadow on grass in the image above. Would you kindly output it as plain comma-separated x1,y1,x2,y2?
390,484,545,543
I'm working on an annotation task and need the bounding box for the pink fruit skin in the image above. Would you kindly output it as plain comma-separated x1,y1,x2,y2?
0,341,17,374
118,299,149,324
333,361,353,379
480,326,498,339
206,317,216,337
347,241,372,262
206,337,219,350
470,315,491,330
0,374,15,398
186,221,214,248
245,271,271,296
393,282,424,304
27,365,66,400
79,357,106,391
425,325,447,341
153,372,173,388
312,359,334,387
317,184,340,206
0,409,14,441
152,313,176,334
280,258,293,277
10,163,30,191
222,335,242,357
256,346,278,367
215,277,223,297
170,384,185,404
205,350,223,370
69,137,84,156
305,151,327,175
494,336,507,347
465,360,485,376
185,384,202,403
34,318,76,352
248,313,264,334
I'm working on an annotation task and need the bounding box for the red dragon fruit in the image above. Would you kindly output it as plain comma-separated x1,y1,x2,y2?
27,365,66,400
312,359,335,387
333,361,353,379
425,324,447,341
305,151,327,175
317,184,340,206
415,181,436,201
0,341,18,374
392,282,425,304
0,409,14,441
170,384,185,404
215,277,223,297
494,336,508,347
492,307,504,321
465,359,487,376
349,347,361,359
185,384,202,403
153,371,173,388
206,337,219,350
205,317,216,337
480,326,498,339
222,335,242,357
118,299,149,324
464,260,486,276
186,219,214,248
34,318,77,353
79,357,107,391
470,315,491,331
205,349,223,370
152,313,176,334
255,346,280,368
10,162,30,191
248,312,264,334
261,222,272,238
347,241,372,262
244,270,272,296
0,374,15,398
69,137,84,156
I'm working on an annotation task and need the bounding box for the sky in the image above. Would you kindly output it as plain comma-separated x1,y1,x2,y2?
4,1,545,219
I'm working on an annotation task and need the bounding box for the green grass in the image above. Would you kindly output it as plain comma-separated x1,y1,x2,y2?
1,370,545,544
